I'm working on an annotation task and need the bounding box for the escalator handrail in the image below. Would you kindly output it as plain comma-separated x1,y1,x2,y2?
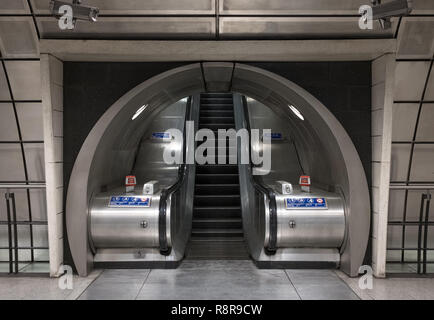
241,96,278,254
158,97,192,255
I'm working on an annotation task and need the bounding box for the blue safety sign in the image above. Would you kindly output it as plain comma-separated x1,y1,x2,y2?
152,132,171,139
285,197,327,209
263,132,283,140
108,196,151,208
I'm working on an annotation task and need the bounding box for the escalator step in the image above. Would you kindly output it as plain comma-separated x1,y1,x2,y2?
193,206,241,219
191,229,244,238
199,124,235,130
192,218,242,229
195,184,240,195
196,174,239,184
186,240,249,260
194,195,240,206
200,110,233,116
196,165,238,174
199,116,234,123
200,104,233,110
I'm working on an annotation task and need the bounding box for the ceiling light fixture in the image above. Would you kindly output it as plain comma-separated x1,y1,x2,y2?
132,104,148,121
288,105,304,121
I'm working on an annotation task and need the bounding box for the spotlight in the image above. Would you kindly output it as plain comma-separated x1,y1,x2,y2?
371,0,413,29
50,0,99,23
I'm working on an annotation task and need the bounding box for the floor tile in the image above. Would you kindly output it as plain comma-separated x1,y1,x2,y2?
137,260,299,300
78,269,149,300
286,269,359,300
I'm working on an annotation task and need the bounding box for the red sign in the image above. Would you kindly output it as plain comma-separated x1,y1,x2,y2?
299,175,311,186
125,175,137,187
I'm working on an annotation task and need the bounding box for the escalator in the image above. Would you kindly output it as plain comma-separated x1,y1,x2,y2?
186,93,249,259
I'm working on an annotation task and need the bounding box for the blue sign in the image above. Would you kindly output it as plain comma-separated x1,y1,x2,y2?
263,132,283,140
109,196,151,208
285,197,327,209
152,132,171,139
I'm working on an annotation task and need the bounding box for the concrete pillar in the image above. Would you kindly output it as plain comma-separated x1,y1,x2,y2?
41,54,64,277
371,53,395,277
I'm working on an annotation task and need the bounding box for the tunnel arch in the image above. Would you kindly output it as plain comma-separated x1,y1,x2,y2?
66,62,370,276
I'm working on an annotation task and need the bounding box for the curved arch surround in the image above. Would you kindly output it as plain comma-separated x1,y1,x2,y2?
66,62,370,277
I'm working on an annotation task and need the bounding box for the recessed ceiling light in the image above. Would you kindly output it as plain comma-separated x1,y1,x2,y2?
288,105,304,121
132,104,148,120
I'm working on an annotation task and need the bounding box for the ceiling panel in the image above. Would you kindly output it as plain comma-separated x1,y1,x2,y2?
4,61,41,100
397,18,434,59
37,17,215,39
425,72,434,101
16,103,44,140
411,0,434,14
410,144,434,182
24,143,45,181
220,17,397,39
0,103,19,141
394,61,430,101
390,143,411,182
392,103,419,141
0,144,25,181
0,68,11,100
31,0,215,15
0,17,39,58
0,0,29,14
220,0,368,15
415,103,434,141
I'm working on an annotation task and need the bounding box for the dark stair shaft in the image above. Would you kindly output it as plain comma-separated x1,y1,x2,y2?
187,93,249,260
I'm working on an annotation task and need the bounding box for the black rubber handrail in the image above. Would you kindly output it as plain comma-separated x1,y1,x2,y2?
158,97,192,255
241,96,277,254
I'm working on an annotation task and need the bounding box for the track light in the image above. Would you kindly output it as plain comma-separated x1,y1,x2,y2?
371,0,413,29
50,0,99,27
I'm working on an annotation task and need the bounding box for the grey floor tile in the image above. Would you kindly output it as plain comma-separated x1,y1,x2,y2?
78,269,150,300
137,260,299,300
286,269,359,300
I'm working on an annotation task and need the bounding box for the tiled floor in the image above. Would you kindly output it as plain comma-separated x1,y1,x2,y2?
78,260,357,300
2,260,434,300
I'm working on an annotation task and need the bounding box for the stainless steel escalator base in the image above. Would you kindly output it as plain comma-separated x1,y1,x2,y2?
252,248,341,269
254,261,339,269
94,261,182,269
93,248,184,269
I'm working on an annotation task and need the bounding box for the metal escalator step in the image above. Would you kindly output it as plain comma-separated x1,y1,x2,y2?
199,116,234,122
196,174,239,184
193,206,241,219
191,229,244,238
200,104,233,110
200,110,233,115
192,218,242,229
196,165,238,174
186,240,249,260
194,195,240,207
199,124,235,130
195,184,240,195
